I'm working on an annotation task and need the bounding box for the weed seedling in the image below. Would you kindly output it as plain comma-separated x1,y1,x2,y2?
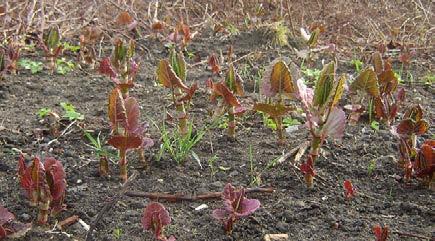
296,61,346,188
84,131,111,177
18,59,44,74
156,120,206,165
56,58,75,75
60,102,84,121
248,145,261,186
18,155,66,224
142,202,176,241
212,183,260,235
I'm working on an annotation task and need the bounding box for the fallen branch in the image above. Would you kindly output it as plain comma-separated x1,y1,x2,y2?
393,230,432,240
125,187,274,202
85,171,138,241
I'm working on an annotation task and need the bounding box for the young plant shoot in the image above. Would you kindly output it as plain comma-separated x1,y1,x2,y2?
393,105,430,184
212,183,260,235
79,26,102,67
349,52,405,126
0,205,31,239
254,58,298,144
99,38,138,98
296,61,346,188
41,27,63,74
142,202,175,241
108,88,153,181
156,49,197,135
207,59,245,139
18,155,66,224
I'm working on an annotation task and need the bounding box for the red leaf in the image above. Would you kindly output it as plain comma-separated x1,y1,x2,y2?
44,158,66,211
99,57,117,78
108,135,142,151
343,180,355,199
373,224,389,241
124,97,140,132
322,107,346,140
208,81,241,107
0,206,14,227
142,202,171,239
208,54,221,75
108,88,127,130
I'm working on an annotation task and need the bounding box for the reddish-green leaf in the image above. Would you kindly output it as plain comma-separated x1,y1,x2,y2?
156,60,189,91
108,135,142,150
253,103,293,118
351,68,380,97
313,62,335,107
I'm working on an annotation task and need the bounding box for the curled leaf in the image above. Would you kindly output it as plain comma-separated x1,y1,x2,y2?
261,59,296,97
156,60,189,91
253,103,293,118
350,68,380,97
142,202,171,240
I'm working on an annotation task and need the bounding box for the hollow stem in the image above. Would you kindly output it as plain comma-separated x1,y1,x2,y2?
228,107,236,139
305,135,322,188
37,193,50,224
276,116,285,145
119,149,128,182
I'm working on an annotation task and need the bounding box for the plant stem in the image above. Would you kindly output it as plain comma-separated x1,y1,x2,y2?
305,135,322,188
119,149,128,182
99,155,109,177
175,88,188,135
228,107,236,139
276,116,285,145
37,196,50,224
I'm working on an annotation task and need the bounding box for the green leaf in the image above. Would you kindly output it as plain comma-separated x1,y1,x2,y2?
370,120,379,131
62,42,80,52
169,50,186,81
18,59,44,74
46,27,60,50
60,102,84,121
351,67,380,97
37,108,52,118
313,62,335,108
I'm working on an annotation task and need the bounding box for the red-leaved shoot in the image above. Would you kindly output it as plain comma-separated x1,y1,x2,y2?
343,180,355,200
207,51,245,139
208,53,221,75
373,224,389,241
254,58,298,144
0,205,31,239
392,105,429,182
415,140,434,189
107,88,153,181
296,61,346,188
350,52,405,126
18,155,66,224
156,49,197,136
99,38,138,98
168,21,191,49
41,27,63,74
212,183,260,235
142,202,176,241
79,26,102,67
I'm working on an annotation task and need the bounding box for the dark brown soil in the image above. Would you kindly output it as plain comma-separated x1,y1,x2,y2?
0,28,434,241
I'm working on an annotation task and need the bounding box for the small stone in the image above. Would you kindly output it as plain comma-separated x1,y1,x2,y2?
20,213,31,221
76,179,82,184
229,170,239,177
264,234,289,241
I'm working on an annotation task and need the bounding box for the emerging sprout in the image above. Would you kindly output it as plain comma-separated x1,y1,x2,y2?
41,27,63,74
107,88,153,181
212,183,260,235
296,61,346,188
18,155,66,224
142,202,176,241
